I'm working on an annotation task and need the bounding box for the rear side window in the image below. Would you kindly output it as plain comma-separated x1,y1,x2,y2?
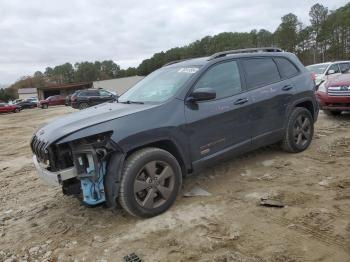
274,57,299,78
194,60,242,99
241,58,280,89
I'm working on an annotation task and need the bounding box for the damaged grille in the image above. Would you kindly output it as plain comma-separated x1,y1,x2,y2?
328,86,350,96
31,135,49,162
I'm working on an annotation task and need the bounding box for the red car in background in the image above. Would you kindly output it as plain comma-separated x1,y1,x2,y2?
316,73,350,116
39,95,66,109
0,103,21,113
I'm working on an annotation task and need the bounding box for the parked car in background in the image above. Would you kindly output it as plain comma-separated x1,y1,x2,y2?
307,61,350,87
316,73,350,116
39,95,66,109
31,47,318,218
0,103,21,113
16,99,37,109
71,89,117,110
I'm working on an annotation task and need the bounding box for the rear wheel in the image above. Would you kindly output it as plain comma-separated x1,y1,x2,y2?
78,102,89,110
13,108,20,113
323,110,342,116
119,148,182,218
281,107,314,153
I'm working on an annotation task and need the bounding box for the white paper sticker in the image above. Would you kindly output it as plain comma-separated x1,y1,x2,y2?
178,67,199,74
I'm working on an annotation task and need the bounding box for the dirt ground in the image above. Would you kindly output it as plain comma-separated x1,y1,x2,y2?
0,106,349,262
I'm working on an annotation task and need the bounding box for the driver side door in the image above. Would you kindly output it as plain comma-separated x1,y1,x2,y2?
184,60,252,168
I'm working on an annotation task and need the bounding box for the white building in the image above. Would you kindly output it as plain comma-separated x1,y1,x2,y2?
93,76,144,96
18,88,37,100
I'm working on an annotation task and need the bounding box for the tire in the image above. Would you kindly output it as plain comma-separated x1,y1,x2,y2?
281,107,314,153
119,148,182,218
78,102,89,110
13,108,20,113
323,110,342,116
42,104,48,109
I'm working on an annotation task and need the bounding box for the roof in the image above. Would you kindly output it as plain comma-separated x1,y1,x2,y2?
38,82,92,90
18,88,37,94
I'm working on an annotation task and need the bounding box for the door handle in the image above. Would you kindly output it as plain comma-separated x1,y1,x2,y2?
234,98,249,105
282,85,293,91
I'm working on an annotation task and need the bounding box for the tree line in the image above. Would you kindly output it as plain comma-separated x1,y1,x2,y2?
2,2,350,101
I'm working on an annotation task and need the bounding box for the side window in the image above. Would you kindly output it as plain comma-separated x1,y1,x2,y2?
328,64,340,74
339,63,350,74
241,58,281,89
99,90,111,97
194,60,242,99
91,90,100,96
274,57,299,78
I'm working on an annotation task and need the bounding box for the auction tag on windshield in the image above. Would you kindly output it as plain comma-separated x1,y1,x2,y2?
178,67,199,74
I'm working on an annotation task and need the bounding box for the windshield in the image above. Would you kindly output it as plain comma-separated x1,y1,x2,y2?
118,66,200,103
306,64,330,74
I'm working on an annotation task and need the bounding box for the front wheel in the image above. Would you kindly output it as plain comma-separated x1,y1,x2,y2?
281,107,314,153
42,104,48,109
119,148,182,218
13,108,20,113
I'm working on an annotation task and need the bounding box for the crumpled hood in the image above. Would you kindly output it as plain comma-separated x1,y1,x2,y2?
34,102,157,143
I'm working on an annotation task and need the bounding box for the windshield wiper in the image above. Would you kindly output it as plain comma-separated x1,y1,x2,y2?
119,100,144,104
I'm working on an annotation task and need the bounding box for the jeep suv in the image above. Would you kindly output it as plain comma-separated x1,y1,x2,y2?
70,89,117,110
31,48,318,218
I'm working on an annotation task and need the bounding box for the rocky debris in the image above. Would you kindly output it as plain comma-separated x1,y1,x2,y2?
262,159,275,167
260,197,285,208
184,186,212,197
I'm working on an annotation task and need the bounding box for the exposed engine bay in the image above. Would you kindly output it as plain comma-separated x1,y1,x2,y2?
31,132,121,207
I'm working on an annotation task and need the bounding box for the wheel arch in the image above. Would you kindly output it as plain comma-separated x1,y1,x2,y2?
294,100,315,120
124,139,189,176
287,97,317,122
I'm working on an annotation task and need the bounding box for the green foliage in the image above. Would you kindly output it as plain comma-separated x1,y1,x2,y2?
0,87,17,102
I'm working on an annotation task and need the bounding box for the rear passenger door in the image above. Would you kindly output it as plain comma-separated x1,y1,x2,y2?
89,90,101,105
240,57,296,145
185,60,252,163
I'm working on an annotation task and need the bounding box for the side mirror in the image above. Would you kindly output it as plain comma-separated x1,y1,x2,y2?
327,69,335,75
188,88,216,102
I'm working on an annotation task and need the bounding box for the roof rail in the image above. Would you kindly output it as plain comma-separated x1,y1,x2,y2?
163,59,189,67
208,47,283,60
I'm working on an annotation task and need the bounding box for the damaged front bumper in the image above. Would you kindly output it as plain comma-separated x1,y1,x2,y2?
33,155,77,186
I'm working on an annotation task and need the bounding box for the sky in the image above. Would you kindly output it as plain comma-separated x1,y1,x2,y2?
0,0,348,85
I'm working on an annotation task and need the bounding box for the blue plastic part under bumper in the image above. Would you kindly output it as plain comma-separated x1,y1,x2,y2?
80,162,106,205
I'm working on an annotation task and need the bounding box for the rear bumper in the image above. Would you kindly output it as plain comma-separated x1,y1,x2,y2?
316,91,350,111
33,155,77,186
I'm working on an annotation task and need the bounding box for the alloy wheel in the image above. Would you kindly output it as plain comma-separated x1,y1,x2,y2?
133,160,175,209
293,115,311,147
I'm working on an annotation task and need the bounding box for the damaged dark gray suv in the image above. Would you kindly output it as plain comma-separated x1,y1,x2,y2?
31,48,318,218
